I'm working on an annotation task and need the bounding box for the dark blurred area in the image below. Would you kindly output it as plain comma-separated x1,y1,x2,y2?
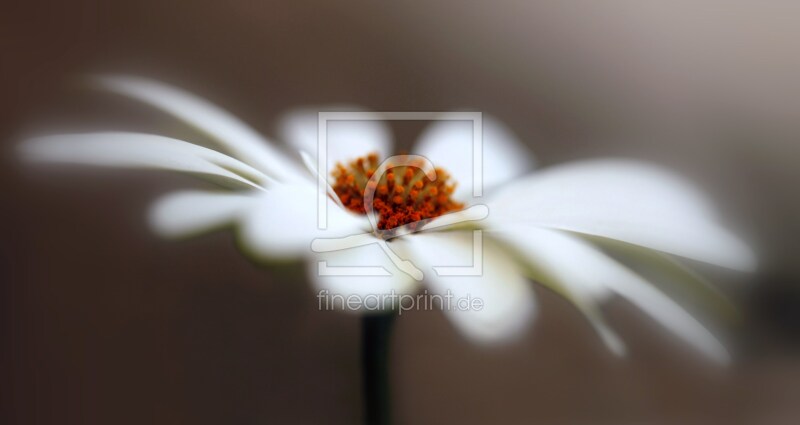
3,1,800,424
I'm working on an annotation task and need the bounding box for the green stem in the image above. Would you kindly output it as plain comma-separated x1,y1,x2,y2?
361,313,396,425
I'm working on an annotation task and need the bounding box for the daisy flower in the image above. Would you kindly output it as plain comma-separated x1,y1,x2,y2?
20,76,755,363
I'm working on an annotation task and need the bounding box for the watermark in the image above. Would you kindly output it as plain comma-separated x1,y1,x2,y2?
317,289,484,315
311,112,488,281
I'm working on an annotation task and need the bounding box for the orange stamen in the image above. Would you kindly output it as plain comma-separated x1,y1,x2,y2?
331,152,463,230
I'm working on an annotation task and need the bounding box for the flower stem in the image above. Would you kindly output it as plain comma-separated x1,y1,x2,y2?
361,312,396,425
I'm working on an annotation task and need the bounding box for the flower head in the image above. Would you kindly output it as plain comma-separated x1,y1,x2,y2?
21,75,756,364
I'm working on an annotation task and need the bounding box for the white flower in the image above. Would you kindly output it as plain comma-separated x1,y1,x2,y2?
21,76,755,363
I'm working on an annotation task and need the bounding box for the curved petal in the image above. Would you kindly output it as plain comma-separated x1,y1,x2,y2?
20,132,269,189
394,231,536,344
485,159,756,271
92,75,307,182
298,150,345,209
413,114,535,201
592,237,738,321
307,242,421,313
389,204,490,237
490,226,622,356
237,182,370,260
149,190,259,238
490,226,729,364
277,107,393,172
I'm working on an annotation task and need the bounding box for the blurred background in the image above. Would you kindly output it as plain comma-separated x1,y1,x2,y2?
3,1,800,424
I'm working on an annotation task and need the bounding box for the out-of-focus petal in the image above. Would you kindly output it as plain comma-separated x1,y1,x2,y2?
592,237,738,321
490,226,729,364
307,242,421,313
20,132,268,189
238,183,369,260
413,114,534,201
92,75,307,182
490,226,622,355
395,231,536,344
149,190,259,238
298,150,346,209
486,159,756,271
277,107,392,172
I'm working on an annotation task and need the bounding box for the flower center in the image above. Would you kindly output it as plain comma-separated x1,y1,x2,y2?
331,153,464,230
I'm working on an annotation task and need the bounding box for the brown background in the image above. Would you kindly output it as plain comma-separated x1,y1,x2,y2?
3,1,800,424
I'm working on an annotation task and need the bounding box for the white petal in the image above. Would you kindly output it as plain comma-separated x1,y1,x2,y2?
380,204,490,239
490,226,729,364
491,227,613,301
490,226,623,355
593,238,738,320
298,150,345,209
149,190,258,238
608,268,731,364
238,182,369,260
277,107,392,171
21,132,269,189
394,231,536,344
307,242,421,313
93,75,307,181
486,159,756,271
414,114,534,200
